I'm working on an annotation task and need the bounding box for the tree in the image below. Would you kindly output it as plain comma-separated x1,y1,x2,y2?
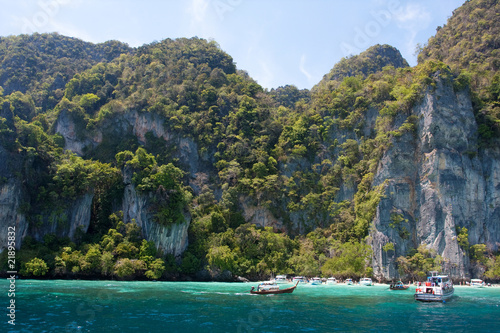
470,243,487,265
321,241,372,278
456,227,469,252
207,245,237,273
145,258,166,280
100,251,115,276
139,239,157,259
180,252,200,275
485,255,500,280
114,258,146,279
79,93,100,113
396,244,443,280
84,244,102,272
22,258,49,276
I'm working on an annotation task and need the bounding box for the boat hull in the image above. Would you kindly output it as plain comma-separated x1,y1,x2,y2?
250,282,299,295
414,288,454,302
250,287,295,295
390,286,409,290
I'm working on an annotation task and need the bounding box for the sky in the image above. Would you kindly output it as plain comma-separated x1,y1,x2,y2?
0,0,465,90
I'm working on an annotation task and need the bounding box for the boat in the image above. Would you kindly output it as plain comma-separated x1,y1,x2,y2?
470,278,485,288
311,277,322,285
414,271,454,302
326,277,337,285
274,275,288,284
345,278,353,285
389,281,409,290
250,281,299,295
292,276,307,284
359,277,373,286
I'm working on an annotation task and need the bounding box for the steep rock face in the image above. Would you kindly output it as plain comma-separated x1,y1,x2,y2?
56,110,200,168
0,181,28,251
55,109,204,187
0,180,93,251
54,110,101,155
28,193,94,242
0,139,94,250
121,180,190,257
481,148,500,249
370,78,500,280
124,111,203,183
240,196,283,230
54,108,203,257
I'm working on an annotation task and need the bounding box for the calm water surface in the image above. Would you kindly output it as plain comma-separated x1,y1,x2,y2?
4,280,500,332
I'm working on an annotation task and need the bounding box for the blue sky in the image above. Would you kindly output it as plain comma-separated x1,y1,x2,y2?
1,0,465,90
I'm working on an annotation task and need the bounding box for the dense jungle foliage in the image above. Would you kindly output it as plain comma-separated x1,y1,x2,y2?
1,0,500,281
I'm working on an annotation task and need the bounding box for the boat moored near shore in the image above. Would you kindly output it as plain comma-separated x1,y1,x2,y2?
311,277,322,285
359,278,373,286
326,277,337,285
414,272,454,302
274,275,288,284
292,276,307,284
470,279,485,288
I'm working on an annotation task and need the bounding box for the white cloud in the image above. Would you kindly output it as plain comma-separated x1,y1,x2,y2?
299,54,314,85
394,3,432,62
395,3,431,27
187,0,210,25
185,0,219,39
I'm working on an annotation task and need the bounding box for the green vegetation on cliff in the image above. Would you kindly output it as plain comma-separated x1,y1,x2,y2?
419,0,500,142
1,0,500,281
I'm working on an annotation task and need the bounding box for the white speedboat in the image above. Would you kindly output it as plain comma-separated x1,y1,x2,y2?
326,277,337,285
359,278,373,286
414,272,454,302
292,276,307,284
274,275,288,284
345,278,353,285
470,279,485,288
256,281,279,291
311,277,322,285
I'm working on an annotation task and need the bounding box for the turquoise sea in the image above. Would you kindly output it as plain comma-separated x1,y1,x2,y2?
4,280,500,332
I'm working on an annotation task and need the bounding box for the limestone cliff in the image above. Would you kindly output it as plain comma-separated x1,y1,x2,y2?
0,179,93,251
121,176,190,257
54,109,205,189
54,109,101,156
54,109,195,256
0,180,28,251
28,193,94,243
370,77,500,280
0,140,94,250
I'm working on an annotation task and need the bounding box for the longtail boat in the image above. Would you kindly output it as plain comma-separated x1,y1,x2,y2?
389,281,409,290
250,281,299,295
